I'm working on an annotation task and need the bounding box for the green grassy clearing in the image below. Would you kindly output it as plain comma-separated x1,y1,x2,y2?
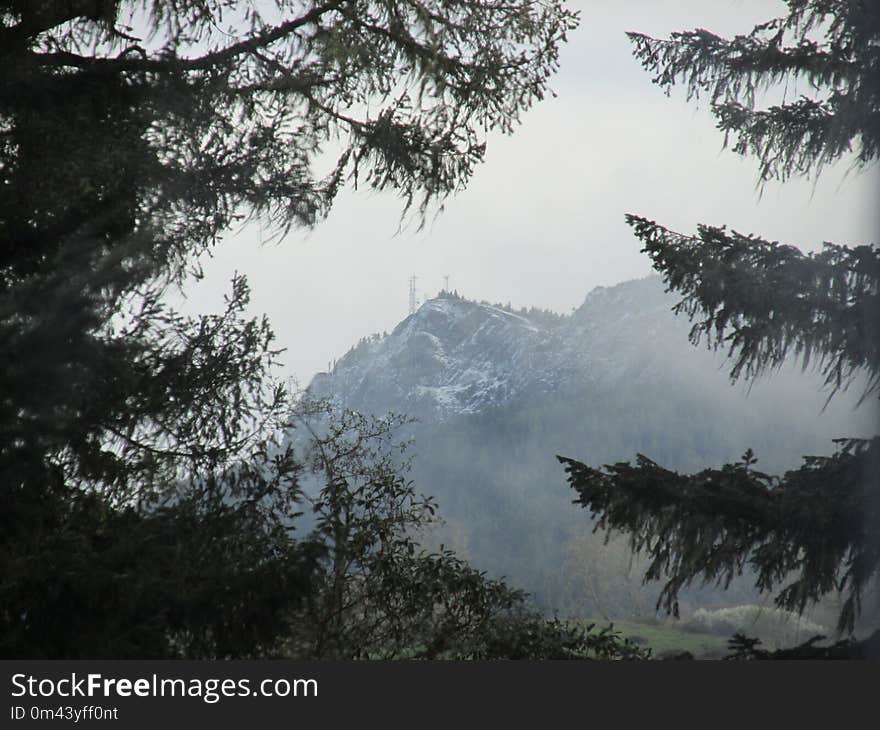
580,619,729,659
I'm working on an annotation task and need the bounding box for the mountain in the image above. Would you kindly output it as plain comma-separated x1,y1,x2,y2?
309,292,555,422
301,276,877,619
310,278,694,419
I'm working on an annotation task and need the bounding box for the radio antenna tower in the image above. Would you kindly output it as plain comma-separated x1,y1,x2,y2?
443,274,450,292
408,275,418,314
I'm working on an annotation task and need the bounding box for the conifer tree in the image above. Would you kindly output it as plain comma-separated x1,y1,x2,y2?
0,0,577,657
559,0,879,651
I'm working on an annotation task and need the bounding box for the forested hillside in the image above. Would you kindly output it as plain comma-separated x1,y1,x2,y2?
304,276,876,620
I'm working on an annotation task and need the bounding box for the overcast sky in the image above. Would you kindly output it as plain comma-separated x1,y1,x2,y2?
175,0,879,386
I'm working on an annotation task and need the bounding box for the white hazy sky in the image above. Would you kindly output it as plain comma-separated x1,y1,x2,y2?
175,0,879,386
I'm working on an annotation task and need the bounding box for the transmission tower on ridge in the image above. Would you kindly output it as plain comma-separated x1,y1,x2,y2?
443,274,450,293
408,275,418,315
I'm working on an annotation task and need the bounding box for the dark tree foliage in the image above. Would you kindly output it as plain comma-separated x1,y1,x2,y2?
561,0,880,652
725,630,880,660
625,215,880,402
469,615,650,660
0,273,314,658
1,425,318,658
1,0,577,657
559,440,880,634
628,0,880,181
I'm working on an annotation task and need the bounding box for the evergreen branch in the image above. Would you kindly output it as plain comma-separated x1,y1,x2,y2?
24,2,347,72
626,4,880,181
625,214,880,403
559,437,880,634
725,629,880,659
714,93,879,181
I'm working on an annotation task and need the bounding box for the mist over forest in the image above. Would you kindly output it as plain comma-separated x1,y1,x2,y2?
299,275,879,647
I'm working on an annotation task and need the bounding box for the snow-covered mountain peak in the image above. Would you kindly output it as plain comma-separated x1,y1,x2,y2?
309,292,552,420
307,278,689,422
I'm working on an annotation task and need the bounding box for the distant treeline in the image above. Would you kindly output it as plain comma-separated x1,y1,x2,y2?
441,289,567,325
